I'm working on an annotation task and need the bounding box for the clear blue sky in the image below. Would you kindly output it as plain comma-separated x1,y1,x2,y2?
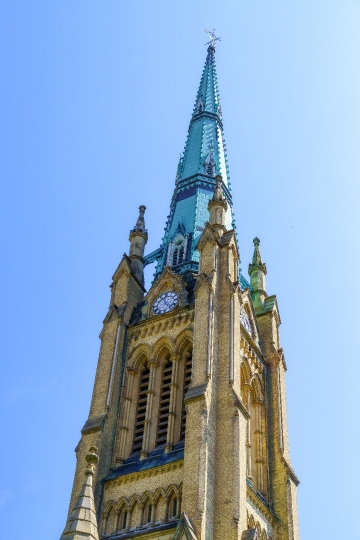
1,1,359,538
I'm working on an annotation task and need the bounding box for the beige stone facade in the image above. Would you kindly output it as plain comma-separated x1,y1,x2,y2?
61,192,300,540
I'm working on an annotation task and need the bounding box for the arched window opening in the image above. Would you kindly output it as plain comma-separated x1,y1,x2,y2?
168,493,179,519
156,357,173,446
132,365,150,453
172,248,179,266
143,501,152,524
117,506,127,531
180,349,193,440
105,507,116,535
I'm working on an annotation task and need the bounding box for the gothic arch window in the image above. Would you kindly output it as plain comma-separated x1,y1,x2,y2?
105,506,116,535
167,234,188,268
180,348,193,441
156,355,173,446
117,505,127,531
132,364,150,453
143,500,153,524
168,492,180,519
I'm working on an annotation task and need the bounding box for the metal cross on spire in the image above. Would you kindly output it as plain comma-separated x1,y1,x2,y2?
205,29,221,48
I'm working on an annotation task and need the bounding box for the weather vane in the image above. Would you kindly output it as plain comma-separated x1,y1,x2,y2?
205,29,221,48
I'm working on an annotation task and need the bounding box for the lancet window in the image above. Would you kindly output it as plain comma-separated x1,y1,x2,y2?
132,365,150,453
156,357,173,446
117,506,127,531
168,492,179,519
143,500,153,524
180,350,193,440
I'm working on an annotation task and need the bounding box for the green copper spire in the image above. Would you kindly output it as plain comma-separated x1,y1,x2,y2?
144,39,235,281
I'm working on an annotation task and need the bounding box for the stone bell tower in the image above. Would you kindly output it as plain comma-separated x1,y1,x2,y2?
60,36,300,540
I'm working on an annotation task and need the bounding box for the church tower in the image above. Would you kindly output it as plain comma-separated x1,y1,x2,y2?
60,36,300,540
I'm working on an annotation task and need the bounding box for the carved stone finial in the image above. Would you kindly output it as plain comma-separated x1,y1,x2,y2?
250,237,266,269
85,446,99,475
132,205,147,234
248,237,267,305
212,175,226,202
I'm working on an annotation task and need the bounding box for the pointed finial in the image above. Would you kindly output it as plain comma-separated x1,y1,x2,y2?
132,205,147,234
60,447,100,540
251,237,265,266
248,237,267,306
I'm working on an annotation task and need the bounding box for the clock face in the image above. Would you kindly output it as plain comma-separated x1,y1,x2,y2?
152,291,179,315
240,309,253,337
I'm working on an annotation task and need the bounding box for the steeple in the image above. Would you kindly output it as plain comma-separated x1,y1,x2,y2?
145,42,234,280
248,237,267,306
60,447,100,540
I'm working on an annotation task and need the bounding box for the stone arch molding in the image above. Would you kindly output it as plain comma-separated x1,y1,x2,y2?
246,512,272,540
102,484,183,535
127,332,192,370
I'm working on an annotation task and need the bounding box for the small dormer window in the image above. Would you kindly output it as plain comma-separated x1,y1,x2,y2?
167,234,188,267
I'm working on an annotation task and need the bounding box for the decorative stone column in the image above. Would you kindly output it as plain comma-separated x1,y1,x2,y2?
164,497,170,522
138,503,145,527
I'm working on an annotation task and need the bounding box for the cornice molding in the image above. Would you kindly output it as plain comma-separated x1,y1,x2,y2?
105,460,183,488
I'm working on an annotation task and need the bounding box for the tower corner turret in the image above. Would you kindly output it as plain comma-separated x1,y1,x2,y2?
129,205,148,286
248,237,267,306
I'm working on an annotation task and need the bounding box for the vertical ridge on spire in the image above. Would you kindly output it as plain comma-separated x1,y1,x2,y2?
60,447,100,540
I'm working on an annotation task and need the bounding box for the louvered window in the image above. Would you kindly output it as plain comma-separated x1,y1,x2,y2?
180,351,192,440
132,366,150,453
156,359,173,446
167,234,188,267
